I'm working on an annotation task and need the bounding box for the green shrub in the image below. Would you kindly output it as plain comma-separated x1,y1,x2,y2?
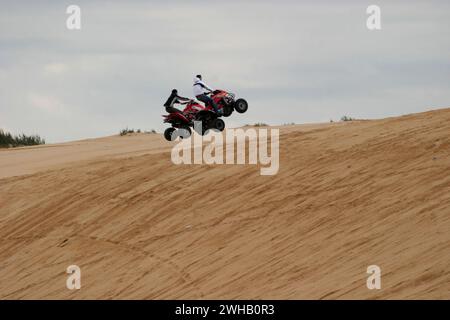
120,127,135,136
120,128,157,136
0,129,45,148
253,122,269,127
340,115,355,122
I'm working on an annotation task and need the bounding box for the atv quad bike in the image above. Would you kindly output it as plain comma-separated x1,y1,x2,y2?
162,89,248,141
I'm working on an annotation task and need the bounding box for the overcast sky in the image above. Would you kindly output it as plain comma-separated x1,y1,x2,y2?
1,0,449,142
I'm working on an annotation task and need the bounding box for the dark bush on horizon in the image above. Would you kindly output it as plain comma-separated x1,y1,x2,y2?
120,127,157,136
244,123,269,127
341,115,356,122
0,129,45,148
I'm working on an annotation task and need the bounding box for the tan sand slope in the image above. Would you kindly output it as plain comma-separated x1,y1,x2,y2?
0,109,449,299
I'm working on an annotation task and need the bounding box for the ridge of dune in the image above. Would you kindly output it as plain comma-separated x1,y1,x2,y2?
0,108,449,299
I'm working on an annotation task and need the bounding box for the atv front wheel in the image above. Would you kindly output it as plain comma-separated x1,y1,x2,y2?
234,98,248,113
178,127,192,139
164,127,176,141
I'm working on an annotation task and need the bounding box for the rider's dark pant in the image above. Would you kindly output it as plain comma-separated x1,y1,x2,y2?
196,94,219,113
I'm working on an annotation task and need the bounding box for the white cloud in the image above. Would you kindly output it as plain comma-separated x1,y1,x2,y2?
28,93,68,115
43,63,69,75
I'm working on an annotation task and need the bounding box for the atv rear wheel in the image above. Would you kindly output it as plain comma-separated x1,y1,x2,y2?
222,105,233,117
234,98,248,113
164,127,176,141
212,118,225,131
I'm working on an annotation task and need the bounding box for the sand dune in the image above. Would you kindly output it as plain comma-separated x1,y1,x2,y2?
0,109,449,299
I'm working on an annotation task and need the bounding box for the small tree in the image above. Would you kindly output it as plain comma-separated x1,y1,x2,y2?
0,129,45,148
341,115,355,122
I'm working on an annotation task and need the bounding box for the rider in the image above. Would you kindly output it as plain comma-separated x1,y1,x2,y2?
193,75,221,115
163,89,191,114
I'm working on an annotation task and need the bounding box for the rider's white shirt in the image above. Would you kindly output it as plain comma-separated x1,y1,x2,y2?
193,78,213,96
